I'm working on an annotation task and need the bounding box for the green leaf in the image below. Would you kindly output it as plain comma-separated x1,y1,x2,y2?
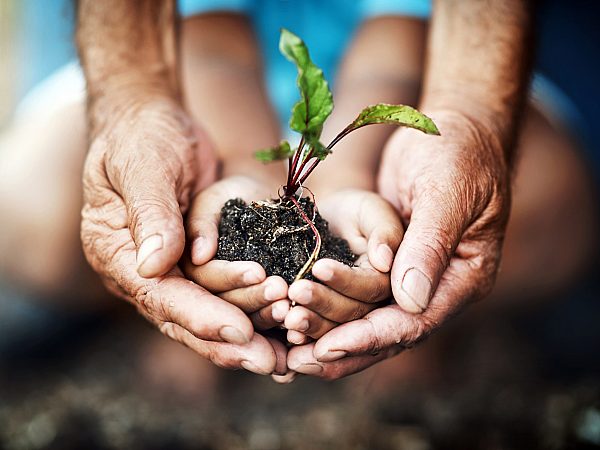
308,138,330,161
255,140,294,163
279,29,333,137
349,104,440,135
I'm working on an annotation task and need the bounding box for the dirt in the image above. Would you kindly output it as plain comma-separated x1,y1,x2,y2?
215,197,356,284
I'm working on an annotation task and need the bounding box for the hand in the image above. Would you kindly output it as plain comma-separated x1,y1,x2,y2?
182,175,291,331
81,98,284,375
283,190,403,344
288,110,511,379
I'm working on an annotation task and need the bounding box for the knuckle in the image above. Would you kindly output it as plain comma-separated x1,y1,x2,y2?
135,280,164,318
130,199,181,234
366,278,388,303
158,321,180,341
346,306,366,322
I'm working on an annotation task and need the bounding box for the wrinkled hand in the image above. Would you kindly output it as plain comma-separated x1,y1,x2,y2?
81,98,285,375
288,111,511,379
183,175,291,332
283,190,403,346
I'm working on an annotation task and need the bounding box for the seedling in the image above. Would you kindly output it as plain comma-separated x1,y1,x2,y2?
254,29,440,280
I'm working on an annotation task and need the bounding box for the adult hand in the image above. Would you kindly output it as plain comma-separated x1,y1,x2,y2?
284,189,402,345
81,98,283,375
183,175,291,331
288,111,511,379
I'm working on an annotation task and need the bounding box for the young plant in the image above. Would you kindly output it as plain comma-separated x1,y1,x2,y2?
256,29,440,280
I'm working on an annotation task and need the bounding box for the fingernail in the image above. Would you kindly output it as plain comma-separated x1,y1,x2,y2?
137,234,163,275
191,236,206,263
377,244,394,272
243,269,262,285
297,319,309,332
241,360,269,375
272,371,297,384
264,280,284,301
287,330,307,345
317,350,347,362
401,268,432,312
295,363,323,375
313,263,334,281
290,284,312,304
272,302,289,322
219,326,249,345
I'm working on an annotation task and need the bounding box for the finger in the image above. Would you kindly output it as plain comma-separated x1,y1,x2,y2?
287,343,391,380
187,176,268,265
312,258,391,303
110,151,188,279
357,195,404,273
186,184,227,266
220,276,288,313
287,330,311,345
143,275,256,345
271,371,298,384
288,279,377,323
250,300,290,330
183,259,266,293
284,305,337,339
267,336,289,376
311,305,419,362
161,322,276,375
81,224,255,345
390,192,464,313
313,250,493,362
188,213,220,266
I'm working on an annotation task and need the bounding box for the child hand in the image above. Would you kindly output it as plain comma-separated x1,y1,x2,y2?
284,189,403,344
182,176,291,331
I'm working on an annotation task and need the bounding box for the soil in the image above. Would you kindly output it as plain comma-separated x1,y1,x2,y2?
215,197,356,284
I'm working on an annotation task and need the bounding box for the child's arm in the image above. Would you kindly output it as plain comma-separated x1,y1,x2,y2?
311,16,427,197
181,13,285,185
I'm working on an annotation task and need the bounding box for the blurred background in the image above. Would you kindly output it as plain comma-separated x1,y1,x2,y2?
1,1,599,449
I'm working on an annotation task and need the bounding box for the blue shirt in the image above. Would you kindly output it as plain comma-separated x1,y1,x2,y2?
179,0,431,124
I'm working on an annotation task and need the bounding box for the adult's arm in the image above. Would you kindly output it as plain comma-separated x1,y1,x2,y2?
76,1,279,375
289,0,533,379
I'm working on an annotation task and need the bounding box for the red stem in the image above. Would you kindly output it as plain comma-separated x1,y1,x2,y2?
286,136,305,192
288,194,320,252
297,157,320,186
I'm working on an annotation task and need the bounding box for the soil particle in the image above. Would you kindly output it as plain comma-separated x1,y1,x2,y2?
216,197,356,284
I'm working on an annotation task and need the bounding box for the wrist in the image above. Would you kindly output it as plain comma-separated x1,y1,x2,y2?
88,88,182,138
418,106,510,166
420,91,520,161
222,159,286,189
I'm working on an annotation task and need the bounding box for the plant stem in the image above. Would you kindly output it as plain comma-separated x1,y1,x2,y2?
288,195,321,291
290,148,314,189
286,136,305,194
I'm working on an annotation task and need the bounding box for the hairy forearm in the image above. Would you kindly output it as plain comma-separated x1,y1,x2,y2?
76,0,179,134
421,0,533,158
180,14,283,184
313,17,427,197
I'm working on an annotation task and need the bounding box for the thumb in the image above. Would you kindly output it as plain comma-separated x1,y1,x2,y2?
391,193,465,313
186,187,226,266
357,193,404,273
117,160,187,279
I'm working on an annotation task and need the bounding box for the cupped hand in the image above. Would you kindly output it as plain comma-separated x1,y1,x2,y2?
287,110,511,379
284,189,403,344
81,98,284,375
182,175,291,331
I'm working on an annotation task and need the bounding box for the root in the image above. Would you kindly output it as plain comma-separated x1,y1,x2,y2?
288,195,321,289
270,224,310,243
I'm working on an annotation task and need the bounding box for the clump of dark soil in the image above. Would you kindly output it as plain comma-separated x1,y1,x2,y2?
216,197,356,284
